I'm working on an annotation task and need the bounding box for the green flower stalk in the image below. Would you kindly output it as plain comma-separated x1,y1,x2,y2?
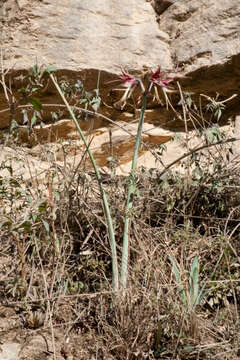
119,68,173,288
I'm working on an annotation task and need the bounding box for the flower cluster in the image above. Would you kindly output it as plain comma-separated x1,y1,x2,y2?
115,67,174,109
150,67,173,89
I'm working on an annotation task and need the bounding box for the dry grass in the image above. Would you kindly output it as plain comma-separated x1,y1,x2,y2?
1,138,240,360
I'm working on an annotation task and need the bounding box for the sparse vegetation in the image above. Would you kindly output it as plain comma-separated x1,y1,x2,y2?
0,64,240,359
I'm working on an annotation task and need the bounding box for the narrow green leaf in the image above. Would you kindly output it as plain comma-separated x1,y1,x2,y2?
190,256,199,308
29,97,42,111
33,64,38,76
45,65,57,73
10,120,19,132
92,98,101,112
31,112,37,127
22,110,29,125
169,255,187,306
51,112,58,120
196,283,210,307
42,219,49,233
183,346,195,353
18,87,27,94
169,255,180,283
19,220,32,232
38,200,48,212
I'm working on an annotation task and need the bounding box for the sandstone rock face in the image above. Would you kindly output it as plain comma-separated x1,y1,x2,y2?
160,0,239,69
0,343,20,360
0,0,239,173
159,0,240,98
1,0,172,72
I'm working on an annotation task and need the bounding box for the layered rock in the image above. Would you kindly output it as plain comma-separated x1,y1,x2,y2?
0,0,172,72
0,0,239,172
159,0,240,98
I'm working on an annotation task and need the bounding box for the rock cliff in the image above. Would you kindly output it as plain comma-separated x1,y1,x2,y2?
0,0,239,173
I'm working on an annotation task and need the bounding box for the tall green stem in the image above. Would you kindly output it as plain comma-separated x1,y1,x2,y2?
120,92,147,288
50,74,119,291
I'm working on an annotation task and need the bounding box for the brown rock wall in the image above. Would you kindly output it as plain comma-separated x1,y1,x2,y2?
0,0,239,172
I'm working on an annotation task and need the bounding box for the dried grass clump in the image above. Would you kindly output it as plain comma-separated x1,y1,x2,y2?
1,150,240,359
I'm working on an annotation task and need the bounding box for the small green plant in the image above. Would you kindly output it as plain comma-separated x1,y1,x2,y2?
201,93,237,122
169,255,207,312
59,78,101,118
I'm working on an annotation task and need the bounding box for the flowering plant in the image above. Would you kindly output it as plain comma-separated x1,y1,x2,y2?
115,67,174,109
119,67,175,287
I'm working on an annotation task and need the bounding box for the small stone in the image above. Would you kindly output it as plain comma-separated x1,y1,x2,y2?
0,343,21,360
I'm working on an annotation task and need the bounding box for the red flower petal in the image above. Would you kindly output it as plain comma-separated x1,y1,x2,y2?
151,67,165,82
119,68,138,88
151,67,173,87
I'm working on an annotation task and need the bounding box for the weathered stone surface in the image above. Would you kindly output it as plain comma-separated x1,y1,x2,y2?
1,0,172,72
0,0,240,174
0,0,174,134
159,0,240,98
14,120,174,165
81,121,174,167
0,343,21,360
0,125,235,181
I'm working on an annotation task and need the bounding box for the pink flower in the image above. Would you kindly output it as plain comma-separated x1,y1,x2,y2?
119,68,139,89
150,67,173,88
114,68,145,109
150,67,175,109
113,67,174,109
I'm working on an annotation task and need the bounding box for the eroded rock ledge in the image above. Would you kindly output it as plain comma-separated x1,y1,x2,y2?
0,0,239,172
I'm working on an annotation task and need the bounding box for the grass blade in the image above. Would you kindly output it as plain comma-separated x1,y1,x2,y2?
50,73,119,291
